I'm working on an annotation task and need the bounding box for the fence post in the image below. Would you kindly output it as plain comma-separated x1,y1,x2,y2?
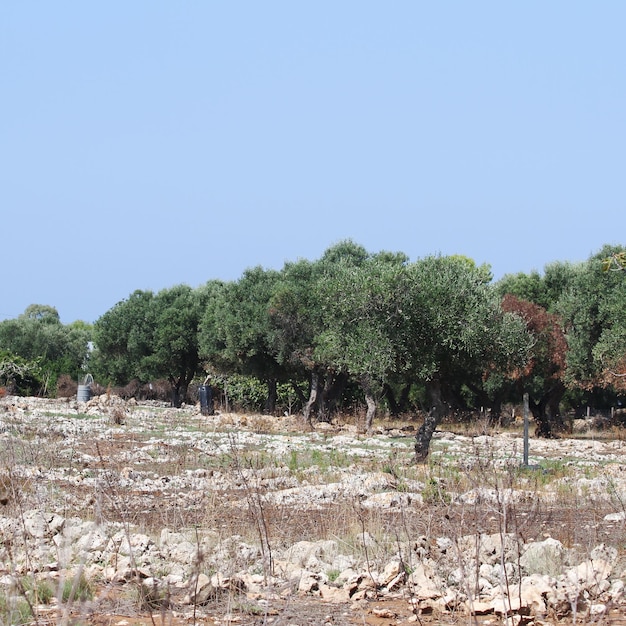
523,393,529,467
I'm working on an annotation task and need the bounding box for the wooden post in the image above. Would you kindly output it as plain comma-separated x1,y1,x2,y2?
523,393,529,466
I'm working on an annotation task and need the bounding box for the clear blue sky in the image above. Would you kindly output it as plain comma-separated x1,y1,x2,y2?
2,2,624,323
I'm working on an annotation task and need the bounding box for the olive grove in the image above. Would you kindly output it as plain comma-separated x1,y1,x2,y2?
2,241,626,462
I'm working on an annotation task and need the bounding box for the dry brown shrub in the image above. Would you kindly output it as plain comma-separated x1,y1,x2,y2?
90,381,106,396
119,379,142,400
110,405,126,425
55,374,77,398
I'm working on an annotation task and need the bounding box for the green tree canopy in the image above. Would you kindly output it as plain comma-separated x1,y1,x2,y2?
496,262,576,313
199,268,285,413
20,304,61,323
558,245,626,393
93,286,205,406
92,290,156,385
0,305,91,395
407,256,531,460
149,284,207,406
268,240,397,424
314,250,410,430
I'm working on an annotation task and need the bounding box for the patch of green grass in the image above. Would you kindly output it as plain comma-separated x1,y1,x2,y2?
232,600,267,616
284,447,354,473
396,479,409,493
326,568,341,583
288,450,299,471
0,594,33,625
327,449,351,468
310,448,325,466
62,572,93,603
75,413,100,420
539,458,572,475
421,477,451,505
21,577,54,605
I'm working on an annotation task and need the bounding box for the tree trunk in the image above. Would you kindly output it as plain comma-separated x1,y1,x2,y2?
531,404,552,438
466,381,505,427
414,379,447,463
383,383,400,416
547,383,568,432
488,394,503,427
303,371,319,427
364,391,377,433
317,375,333,422
170,384,181,408
530,383,565,438
317,372,347,422
382,383,412,417
398,384,412,414
265,378,277,414
180,381,189,405
170,371,194,408
291,380,307,408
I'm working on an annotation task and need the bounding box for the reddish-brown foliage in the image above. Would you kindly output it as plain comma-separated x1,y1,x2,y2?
501,294,567,383
597,355,626,392
56,374,78,398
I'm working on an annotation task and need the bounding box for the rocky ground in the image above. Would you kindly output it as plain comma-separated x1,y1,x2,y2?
1,394,626,625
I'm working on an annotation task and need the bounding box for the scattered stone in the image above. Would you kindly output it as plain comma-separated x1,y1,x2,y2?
319,583,350,603
23,511,65,538
520,538,565,577
187,573,216,605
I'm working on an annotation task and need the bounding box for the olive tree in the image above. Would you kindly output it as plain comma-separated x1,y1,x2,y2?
148,285,207,407
92,290,156,386
314,250,410,431
267,258,322,421
496,262,577,313
406,256,531,461
268,240,373,424
93,286,206,406
199,268,286,413
559,245,626,395
501,295,568,437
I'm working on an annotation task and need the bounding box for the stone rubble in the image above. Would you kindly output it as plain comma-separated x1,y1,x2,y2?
1,395,626,621
4,512,623,619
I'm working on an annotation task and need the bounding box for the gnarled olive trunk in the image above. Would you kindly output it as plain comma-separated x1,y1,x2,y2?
530,382,565,438
291,380,307,408
414,379,447,463
302,370,348,424
169,377,189,408
303,371,319,426
364,392,377,433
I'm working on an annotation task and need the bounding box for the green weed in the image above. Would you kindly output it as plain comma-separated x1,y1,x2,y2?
62,572,93,603
21,577,54,605
421,477,451,505
0,594,32,626
326,568,341,583
288,450,299,471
